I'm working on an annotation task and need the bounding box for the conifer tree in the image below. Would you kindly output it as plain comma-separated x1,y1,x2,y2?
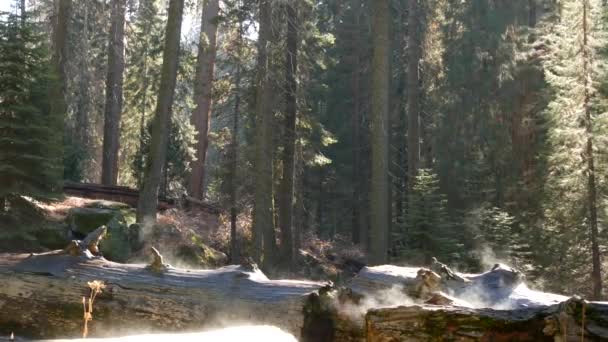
0,7,60,208
540,0,607,299
120,0,165,187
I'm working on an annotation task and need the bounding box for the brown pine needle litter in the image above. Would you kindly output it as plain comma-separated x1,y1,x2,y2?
82,280,106,338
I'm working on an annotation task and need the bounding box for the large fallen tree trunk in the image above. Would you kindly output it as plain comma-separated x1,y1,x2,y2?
0,229,325,339
2,228,608,342
336,260,608,341
366,298,608,341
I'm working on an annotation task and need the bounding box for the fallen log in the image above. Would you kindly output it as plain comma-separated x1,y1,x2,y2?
366,297,608,341
341,260,608,341
346,261,567,309
63,182,176,210
0,230,325,340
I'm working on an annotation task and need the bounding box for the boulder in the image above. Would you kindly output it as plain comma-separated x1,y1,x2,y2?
66,207,133,262
175,242,228,268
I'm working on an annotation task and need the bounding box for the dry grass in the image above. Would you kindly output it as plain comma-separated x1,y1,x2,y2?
22,196,100,221
82,280,106,338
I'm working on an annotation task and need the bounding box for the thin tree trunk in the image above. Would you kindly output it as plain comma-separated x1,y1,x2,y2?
528,0,536,27
369,0,390,265
407,0,420,189
351,0,362,246
278,2,298,268
582,0,602,300
252,0,276,270
294,143,303,254
20,0,25,25
188,0,220,199
138,58,149,188
101,0,127,185
229,41,243,263
136,0,184,224
75,3,90,161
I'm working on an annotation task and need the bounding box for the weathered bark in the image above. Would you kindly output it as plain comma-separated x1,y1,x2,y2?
339,262,608,341
278,2,298,268
346,262,568,310
188,0,220,199
101,0,126,186
366,298,608,341
136,0,184,224
252,0,276,270
582,0,603,300
3,247,608,342
0,253,324,340
369,0,390,265
406,0,420,188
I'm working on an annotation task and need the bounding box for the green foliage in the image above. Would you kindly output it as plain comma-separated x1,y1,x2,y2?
0,8,61,201
536,0,608,297
120,0,166,187
393,169,461,265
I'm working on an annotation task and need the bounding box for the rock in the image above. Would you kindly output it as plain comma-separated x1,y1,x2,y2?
67,208,117,237
66,207,133,262
175,240,228,268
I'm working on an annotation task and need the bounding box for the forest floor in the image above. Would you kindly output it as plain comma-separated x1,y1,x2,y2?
0,194,365,281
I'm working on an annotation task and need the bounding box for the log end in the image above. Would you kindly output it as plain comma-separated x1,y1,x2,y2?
146,246,170,273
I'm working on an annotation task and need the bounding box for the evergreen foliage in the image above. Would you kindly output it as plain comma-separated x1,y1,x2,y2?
0,8,61,203
394,169,460,265
538,0,608,298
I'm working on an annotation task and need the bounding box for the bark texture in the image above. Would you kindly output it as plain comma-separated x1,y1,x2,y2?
136,0,184,224
369,0,390,265
0,253,323,340
252,0,276,270
278,2,298,268
188,0,220,199
101,0,126,186
366,299,608,341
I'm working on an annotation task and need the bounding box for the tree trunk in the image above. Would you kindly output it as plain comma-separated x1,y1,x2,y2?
188,0,220,199
252,0,276,270
20,0,25,25
582,0,602,301
47,0,71,189
229,51,242,263
351,0,362,246
136,0,184,224
75,3,90,169
278,2,298,269
369,0,390,265
406,0,420,189
101,0,126,186
528,0,537,27
0,253,324,340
